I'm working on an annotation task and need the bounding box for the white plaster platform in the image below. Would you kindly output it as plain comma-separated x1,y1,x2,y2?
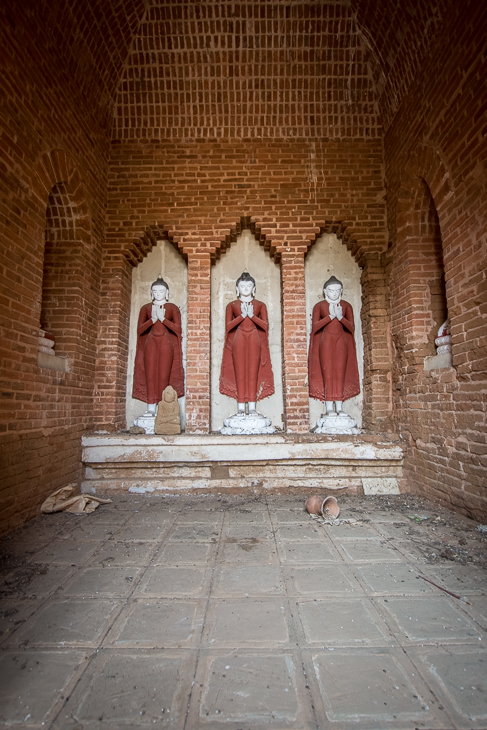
81,433,403,496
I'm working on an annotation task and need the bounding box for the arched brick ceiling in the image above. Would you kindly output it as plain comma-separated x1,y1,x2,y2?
112,0,454,139
350,0,455,129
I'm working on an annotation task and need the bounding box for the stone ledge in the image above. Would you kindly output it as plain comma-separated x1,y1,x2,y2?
81,433,403,496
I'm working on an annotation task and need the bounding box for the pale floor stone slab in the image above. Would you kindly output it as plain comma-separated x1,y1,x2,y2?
0,650,86,726
169,524,221,542
355,563,436,595
378,597,483,643
203,599,290,648
338,539,405,562
88,540,155,567
285,564,361,596
55,650,196,729
115,522,172,541
325,522,381,539
279,541,338,563
220,539,278,564
429,563,487,594
312,650,438,726
28,540,98,566
61,567,142,598
223,523,273,540
154,541,217,565
418,648,487,727
136,566,211,598
212,565,283,597
106,599,204,648
277,523,324,541
190,652,312,728
298,599,390,645
11,599,119,647
2,566,74,598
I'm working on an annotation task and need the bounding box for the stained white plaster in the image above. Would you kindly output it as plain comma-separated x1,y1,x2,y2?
305,233,364,429
210,230,284,432
126,240,187,429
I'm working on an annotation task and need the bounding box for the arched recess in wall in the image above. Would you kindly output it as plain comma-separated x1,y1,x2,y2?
125,230,188,430
391,144,453,367
305,232,364,428
32,149,93,373
210,218,283,432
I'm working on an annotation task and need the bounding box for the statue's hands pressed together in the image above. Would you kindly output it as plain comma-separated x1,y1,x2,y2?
335,303,343,320
240,301,249,318
151,303,165,323
247,302,254,318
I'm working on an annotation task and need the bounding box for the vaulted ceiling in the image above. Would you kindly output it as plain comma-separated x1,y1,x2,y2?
3,0,455,137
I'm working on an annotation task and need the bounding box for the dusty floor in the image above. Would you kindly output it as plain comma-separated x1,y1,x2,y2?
0,493,486,729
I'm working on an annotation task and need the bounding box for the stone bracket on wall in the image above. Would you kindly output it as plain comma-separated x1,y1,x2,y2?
81,433,403,496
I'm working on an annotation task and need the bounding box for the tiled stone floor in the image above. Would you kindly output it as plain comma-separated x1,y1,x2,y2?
1,493,486,729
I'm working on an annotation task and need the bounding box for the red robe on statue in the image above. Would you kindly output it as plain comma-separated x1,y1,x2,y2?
132,302,185,403
219,299,275,402
308,299,360,403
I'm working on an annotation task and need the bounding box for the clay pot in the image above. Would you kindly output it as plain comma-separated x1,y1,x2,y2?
322,495,340,518
305,495,324,515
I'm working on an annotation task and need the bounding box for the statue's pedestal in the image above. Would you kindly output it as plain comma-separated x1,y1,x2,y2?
81,433,403,496
220,411,276,435
133,414,156,435
313,413,360,435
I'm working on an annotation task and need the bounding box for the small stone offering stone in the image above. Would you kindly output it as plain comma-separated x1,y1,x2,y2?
154,385,181,434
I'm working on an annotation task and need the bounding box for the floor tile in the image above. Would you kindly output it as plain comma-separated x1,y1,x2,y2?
279,541,338,563
88,540,155,567
379,596,484,643
136,566,211,598
297,599,390,645
286,564,361,596
11,599,119,647
61,567,141,598
212,565,283,597
204,599,290,648
188,651,314,729
0,650,86,726
54,650,196,729
338,539,404,562
220,539,277,564
356,563,435,595
417,647,487,728
311,649,441,727
106,599,204,648
154,541,216,565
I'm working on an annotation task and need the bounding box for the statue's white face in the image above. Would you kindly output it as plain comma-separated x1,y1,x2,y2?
237,280,255,299
325,284,342,302
152,284,168,302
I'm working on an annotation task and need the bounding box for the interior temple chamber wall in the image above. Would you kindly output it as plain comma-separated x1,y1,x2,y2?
0,0,486,534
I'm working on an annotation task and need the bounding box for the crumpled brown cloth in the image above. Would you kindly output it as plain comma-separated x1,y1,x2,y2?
41,486,112,514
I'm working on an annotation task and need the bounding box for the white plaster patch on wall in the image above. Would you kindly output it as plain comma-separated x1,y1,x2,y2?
305,233,364,429
210,229,284,432
126,240,188,430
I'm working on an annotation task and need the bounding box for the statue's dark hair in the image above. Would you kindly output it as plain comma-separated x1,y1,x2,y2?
236,272,256,287
323,275,343,289
151,277,169,291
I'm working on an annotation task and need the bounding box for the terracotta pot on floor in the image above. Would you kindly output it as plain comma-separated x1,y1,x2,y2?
305,495,324,515
322,495,340,518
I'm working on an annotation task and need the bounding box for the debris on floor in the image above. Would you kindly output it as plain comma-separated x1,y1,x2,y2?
40,485,112,515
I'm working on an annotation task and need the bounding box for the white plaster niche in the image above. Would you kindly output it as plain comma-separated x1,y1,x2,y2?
126,239,188,430
211,229,284,432
305,233,364,430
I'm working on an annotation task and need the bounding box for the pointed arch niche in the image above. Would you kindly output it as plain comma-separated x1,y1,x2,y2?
211,229,283,432
126,240,188,429
305,233,364,429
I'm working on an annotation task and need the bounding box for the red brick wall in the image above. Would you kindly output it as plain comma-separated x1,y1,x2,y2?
0,6,111,532
385,0,487,518
101,138,390,433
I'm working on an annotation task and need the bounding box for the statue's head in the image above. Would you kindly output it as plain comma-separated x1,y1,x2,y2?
236,272,256,299
151,277,169,302
323,275,343,302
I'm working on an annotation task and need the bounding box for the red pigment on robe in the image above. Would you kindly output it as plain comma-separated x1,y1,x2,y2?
219,299,275,402
132,302,185,403
308,299,360,402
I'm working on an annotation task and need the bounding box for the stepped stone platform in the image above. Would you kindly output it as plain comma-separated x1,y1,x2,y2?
81,433,403,496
